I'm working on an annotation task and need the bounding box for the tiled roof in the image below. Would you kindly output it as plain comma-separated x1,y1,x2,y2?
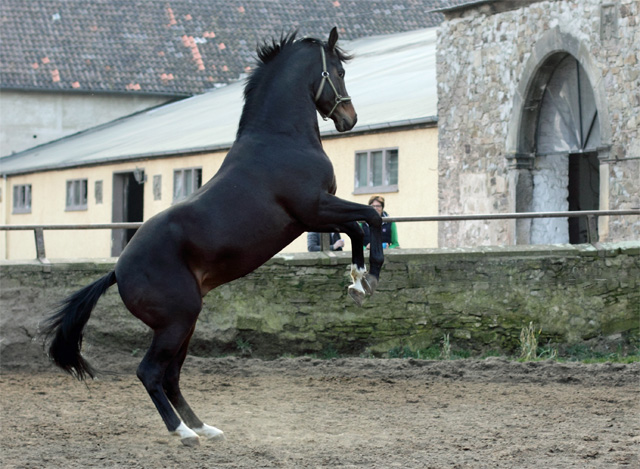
0,0,462,96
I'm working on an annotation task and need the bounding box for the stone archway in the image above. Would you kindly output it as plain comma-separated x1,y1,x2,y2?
506,28,611,245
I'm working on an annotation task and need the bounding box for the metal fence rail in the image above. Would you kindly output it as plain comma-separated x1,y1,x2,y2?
1,209,638,263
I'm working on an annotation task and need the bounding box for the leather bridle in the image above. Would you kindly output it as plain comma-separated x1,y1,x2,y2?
314,46,352,120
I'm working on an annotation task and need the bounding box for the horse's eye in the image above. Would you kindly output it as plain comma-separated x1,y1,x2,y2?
338,70,345,78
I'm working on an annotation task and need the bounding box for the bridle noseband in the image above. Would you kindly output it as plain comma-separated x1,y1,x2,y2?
314,46,351,120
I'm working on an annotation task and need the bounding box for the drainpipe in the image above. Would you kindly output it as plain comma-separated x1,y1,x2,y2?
2,174,7,259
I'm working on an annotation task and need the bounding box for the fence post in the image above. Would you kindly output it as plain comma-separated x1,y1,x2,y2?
33,227,49,264
320,233,331,252
586,215,599,244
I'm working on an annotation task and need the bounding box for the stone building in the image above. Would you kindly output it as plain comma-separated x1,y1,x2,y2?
436,0,639,246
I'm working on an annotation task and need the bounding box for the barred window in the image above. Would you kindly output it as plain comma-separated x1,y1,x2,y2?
173,168,202,202
13,184,32,214
66,179,88,211
354,148,398,194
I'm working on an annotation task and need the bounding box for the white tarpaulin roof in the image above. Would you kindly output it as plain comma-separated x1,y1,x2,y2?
1,28,437,175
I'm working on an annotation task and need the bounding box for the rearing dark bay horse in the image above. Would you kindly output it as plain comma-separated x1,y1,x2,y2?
43,28,384,446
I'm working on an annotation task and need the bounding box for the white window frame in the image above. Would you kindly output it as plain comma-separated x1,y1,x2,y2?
173,168,202,203
354,148,399,194
12,184,32,214
66,179,88,211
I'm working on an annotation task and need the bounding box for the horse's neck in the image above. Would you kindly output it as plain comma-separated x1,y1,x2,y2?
238,57,321,142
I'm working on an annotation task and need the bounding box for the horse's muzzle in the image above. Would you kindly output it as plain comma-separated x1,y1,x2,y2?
333,103,357,132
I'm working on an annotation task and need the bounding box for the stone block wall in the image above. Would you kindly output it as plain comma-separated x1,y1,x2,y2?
436,0,639,247
1,243,638,361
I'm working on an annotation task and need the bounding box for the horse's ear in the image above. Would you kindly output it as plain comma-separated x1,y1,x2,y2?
328,27,339,51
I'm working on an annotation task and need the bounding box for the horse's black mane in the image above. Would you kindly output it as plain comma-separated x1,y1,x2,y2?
256,31,300,65
244,30,353,101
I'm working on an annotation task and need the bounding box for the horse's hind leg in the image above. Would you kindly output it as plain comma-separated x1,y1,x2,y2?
136,323,201,446
163,325,224,441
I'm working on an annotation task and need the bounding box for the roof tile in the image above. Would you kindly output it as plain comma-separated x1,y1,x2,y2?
1,0,466,96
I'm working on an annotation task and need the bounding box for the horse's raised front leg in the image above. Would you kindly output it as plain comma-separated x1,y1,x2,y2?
339,221,375,306
309,221,371,306
304,195,384,303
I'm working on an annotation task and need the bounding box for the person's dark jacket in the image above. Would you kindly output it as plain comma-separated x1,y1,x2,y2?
307,232,342,251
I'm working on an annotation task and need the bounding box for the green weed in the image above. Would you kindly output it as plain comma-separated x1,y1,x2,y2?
519,321,539,361
440,333,451,360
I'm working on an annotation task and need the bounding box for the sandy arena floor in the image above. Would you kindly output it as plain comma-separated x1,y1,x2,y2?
1,354,638,468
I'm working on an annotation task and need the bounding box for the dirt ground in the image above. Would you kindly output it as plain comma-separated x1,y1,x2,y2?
1,351,638,469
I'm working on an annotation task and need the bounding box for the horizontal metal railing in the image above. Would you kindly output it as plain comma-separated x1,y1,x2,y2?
0,209,638,263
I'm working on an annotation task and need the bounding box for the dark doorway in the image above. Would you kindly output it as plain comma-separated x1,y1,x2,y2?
568,152,599,244
112,171,145,256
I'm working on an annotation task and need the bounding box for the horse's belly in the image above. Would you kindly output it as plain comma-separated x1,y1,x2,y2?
196,228,304,295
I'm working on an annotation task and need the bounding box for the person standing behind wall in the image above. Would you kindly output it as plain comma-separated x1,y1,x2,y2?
362,195,399,249
307,232,345,251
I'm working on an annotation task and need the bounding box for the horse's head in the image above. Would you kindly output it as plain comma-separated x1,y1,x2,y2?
314,27,357,132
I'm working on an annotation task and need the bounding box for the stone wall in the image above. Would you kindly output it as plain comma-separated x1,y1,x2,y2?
436,0,639,247
1,243,638,361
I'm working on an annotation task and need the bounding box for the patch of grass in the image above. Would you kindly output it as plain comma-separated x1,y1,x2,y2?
387,345,415,359
536,343,558,361
558,343,640,363
480,350,504,359
379,334,639,363
235,338,253,357
451,349,472,359
318,345,340,360
416,346,442,360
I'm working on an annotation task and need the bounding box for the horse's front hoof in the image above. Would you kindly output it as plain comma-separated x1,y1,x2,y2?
361,275,373,295
348,285,366,306
181,436,201,447
365,274,378,294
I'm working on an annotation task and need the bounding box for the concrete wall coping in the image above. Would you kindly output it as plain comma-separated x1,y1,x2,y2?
1,242,637,272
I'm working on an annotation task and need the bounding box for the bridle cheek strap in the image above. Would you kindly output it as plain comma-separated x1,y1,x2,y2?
314,46,351,120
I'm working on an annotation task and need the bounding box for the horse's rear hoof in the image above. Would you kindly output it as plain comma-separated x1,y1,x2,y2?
194,424,225,441
348,285,366,306
181,436,201,447
209,432,226,442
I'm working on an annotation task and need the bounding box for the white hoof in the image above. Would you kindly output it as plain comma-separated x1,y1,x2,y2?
350,264,367,283
349,264,368,306
172,422,200,447
194,423,225,441
348,284,366,306
181,436,200,447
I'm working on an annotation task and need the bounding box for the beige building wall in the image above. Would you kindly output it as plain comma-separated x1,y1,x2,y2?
317,126,439,252
2,126,438,260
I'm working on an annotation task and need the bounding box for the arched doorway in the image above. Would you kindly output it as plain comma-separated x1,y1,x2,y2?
530,53,601,244
510,49,603,245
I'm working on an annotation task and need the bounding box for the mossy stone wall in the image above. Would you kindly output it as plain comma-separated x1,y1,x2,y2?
1,242,638,358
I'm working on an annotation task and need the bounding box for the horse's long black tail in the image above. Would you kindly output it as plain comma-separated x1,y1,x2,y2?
42,271,117,380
